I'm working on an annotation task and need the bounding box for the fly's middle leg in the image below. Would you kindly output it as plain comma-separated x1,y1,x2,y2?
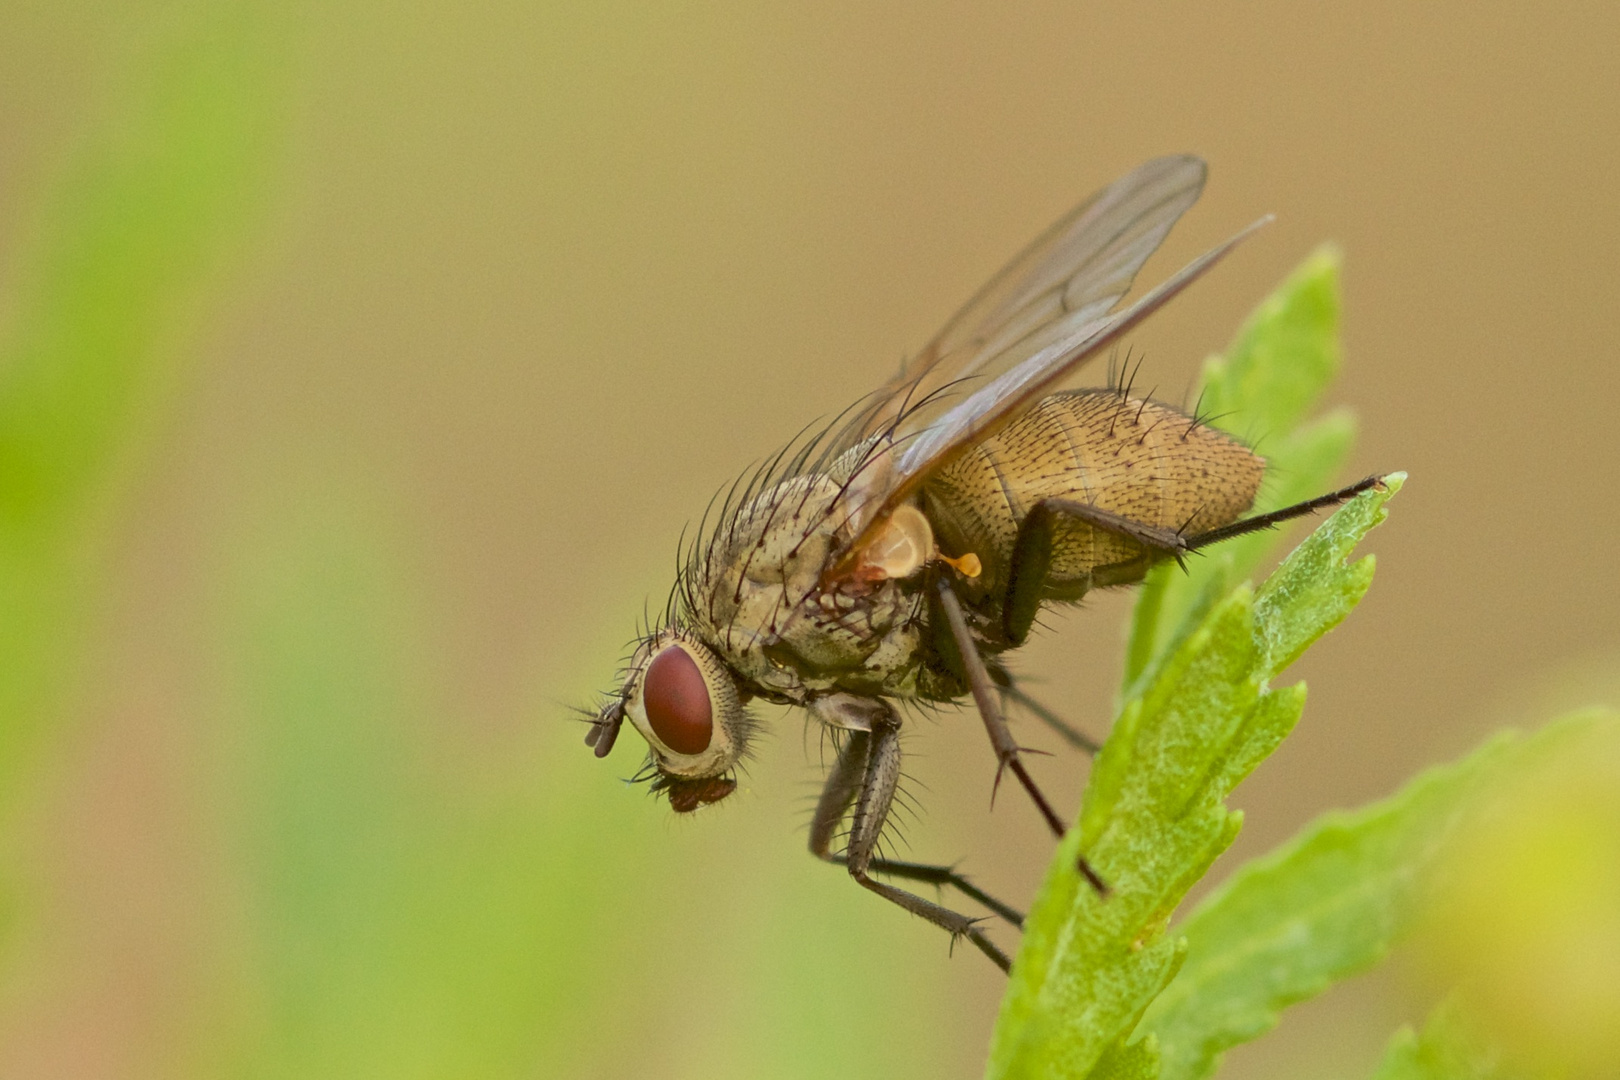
808,711,1016,971
933,578,1110,896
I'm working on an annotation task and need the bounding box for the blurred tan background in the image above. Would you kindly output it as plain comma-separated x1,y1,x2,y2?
0,2,1616,1077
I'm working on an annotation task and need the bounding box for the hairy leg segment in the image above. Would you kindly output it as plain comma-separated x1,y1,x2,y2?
808,710,1020,971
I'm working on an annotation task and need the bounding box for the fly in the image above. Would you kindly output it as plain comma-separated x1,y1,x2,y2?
584,156,1385,971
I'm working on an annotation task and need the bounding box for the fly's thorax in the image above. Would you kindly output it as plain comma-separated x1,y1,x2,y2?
618,630,752,811
687,473,844,687
685,470,927,699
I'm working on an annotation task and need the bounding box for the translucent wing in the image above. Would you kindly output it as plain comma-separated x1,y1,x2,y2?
886,219,1268,494
842,155,1209,447
830,188,1272,564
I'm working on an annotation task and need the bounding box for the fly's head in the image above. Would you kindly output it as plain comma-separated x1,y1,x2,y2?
588,628,755,813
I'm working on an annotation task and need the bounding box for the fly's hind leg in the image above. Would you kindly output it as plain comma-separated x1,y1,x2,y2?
1182,476,1387,550
997,678,1102,755
1003,498,1190,646
987,660,1102,754
809,709,1016,971
1001,477,1388,646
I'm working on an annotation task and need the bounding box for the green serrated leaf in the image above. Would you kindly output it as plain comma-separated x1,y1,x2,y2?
1253,471,1402,675
1125,246,1354,695
1139,710,1613,1080
1200,244,1342,438
1091,1034,1162,1080
1370,1000,1507,1080
985,479,1400,1080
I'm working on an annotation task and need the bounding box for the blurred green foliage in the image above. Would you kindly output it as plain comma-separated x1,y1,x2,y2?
0,4,288,801
196,487,660,1076
1,8,965,1076
1416,711,1620,1080
1371,1000,1506,1080
182,477,964,1077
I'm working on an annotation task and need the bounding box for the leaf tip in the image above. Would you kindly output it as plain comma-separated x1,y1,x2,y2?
1300,241,1343,277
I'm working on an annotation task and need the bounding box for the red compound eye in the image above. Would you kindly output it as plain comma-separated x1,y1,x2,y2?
643,645,713,755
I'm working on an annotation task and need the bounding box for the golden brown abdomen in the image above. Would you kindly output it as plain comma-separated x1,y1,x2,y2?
922,389,1265,600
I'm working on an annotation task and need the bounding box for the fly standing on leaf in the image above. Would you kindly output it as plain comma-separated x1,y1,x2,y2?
584,155,1384,971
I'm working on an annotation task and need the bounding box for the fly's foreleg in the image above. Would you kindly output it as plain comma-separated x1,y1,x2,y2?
830,856,1025,927
808,723,1025,926
809,708,1014,971
934,578,1109,896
